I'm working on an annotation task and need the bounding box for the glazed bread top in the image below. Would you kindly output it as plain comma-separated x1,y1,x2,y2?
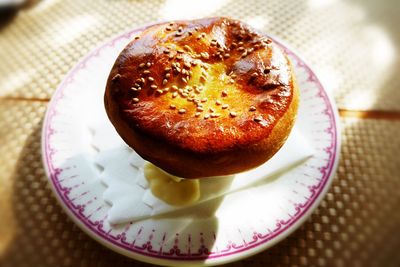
106,17,295,154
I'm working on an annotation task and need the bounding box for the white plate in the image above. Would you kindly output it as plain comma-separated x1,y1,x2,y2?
42,23,340,266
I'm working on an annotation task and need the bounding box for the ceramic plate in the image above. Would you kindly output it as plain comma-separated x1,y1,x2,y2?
42,22,340,266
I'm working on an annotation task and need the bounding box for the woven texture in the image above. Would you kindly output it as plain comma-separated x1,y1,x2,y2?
0,0,400,266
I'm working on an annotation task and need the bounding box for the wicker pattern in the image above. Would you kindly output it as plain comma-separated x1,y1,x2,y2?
0,0,399,266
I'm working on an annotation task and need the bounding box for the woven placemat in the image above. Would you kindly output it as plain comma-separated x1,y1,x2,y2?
0,0,400,266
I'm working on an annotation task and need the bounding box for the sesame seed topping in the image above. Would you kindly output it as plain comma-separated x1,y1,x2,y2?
184,62,191,68
182,77,188,83
112,74,121,81
150,85,158,89
133,98,139,103
231,74,237,78
165,26,172,31
168,54,174,59
177,49,184,54
204,114,210,119
146,62,151,68
148,77,155,82
165,73,171,78
230,111,237,117
165,67,171,72
209,108,215,113
201,98,207,103
237,47,245,51
249,106,256,111
221,90,228,97
143,70,150,74
251,72,258,78
156,89,163,94
170,104,176,109
241,51,248,57
216,100,222,105
178,108,186,114
163,87,170,92
172,92,178,98
210,113,220,118
139,63,146,68
222,104,229,109
195,112,201,117
254,116,263,122
162,79,167,85
196,107,204,112
200,52,210,59
184,45,191,51
171,85,178,91
224,53,230,58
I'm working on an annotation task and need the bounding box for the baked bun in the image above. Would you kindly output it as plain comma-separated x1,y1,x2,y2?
105,17,299,178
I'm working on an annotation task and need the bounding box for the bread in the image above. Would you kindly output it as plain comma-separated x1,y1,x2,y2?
104,17,299,178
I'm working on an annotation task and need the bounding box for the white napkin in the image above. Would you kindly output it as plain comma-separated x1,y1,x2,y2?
89,109,314,224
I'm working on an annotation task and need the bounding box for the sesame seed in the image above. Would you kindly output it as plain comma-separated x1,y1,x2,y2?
241,51,248,57
204,114,210,119
170,104,176,109
133,98,139,103
156,89,163,94
139,63,146,68
150,85,158,89
200,52,209,59
191,61,198,66
148,77,155,82
165,67,171,72
178,108,186,114
175,32,183,37
231,42,237,48
254,116,263,122
196,107,204,112
184,45,191,51
237,47,245,51
182,77,188,83
143,70,150,74
222,104,229,109
171,85,178,91
251,72,258,78
162,79,167,85
172,92,178,98
169,54,174,59
201,98,207,103
181,69,187,75
165,73,171,78
181,93,188,98
200,76,207,83
216,100,222,105
224,53,230,58
209,108,215,113
238,41,244,45
165,26,172,31
177,49,184,54
230,111,237,117
249,106,256,111
210,113,220,118
163,49,170,54
231,74,237,78
146,62,152,68
163,87,170,92
222,90,228,97
195,112,201,117
112,74,121,81
184,62,191,68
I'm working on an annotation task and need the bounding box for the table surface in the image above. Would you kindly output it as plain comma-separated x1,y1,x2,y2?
0,0,399,266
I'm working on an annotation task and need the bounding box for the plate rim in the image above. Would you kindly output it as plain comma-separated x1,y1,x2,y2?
41,21,341,267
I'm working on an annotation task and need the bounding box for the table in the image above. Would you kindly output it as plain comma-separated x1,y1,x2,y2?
0,0,399,266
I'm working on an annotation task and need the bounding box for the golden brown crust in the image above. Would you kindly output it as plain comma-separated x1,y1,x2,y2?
105,17,299,178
